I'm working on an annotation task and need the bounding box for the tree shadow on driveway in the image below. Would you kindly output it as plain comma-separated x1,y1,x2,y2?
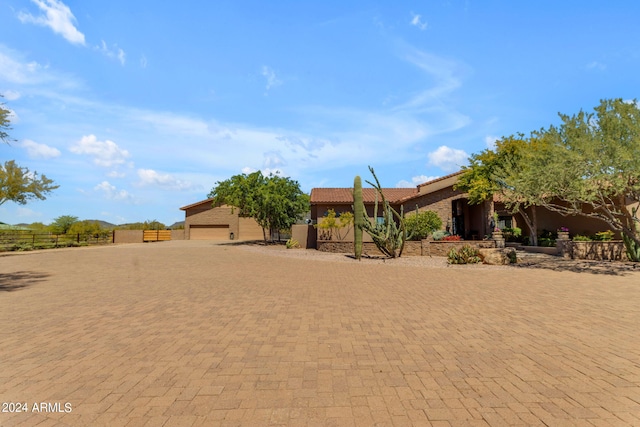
0,271,50,292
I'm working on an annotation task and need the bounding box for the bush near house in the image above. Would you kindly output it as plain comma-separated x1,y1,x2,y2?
405,210,442,241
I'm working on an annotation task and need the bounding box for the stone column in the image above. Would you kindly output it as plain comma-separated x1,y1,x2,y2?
556,231,571,258
492,230,505,249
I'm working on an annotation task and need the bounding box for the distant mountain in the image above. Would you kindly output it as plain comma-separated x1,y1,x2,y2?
85,220,118,229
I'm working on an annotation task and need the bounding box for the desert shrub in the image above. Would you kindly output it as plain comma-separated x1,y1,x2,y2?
594,230,615,241
285,238,299,249
573,234,592,241
503,227,522,242
405,210,442,241
447,244,481,264
432,230,449,241
442,235,461,241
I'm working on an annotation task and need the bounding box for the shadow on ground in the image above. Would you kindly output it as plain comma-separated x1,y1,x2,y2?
513,259,640,276
218,240,286,247
0,271,50,292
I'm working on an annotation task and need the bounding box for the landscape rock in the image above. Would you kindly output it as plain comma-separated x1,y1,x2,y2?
479,247,517,265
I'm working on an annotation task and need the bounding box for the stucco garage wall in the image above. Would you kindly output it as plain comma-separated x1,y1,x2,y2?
185,205,238,240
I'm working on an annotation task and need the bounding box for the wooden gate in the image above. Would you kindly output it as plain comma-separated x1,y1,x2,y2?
143,230,172,242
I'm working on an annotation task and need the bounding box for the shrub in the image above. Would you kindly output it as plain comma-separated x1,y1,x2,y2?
594,230,615,241
285,238,299,249
432,230,449,241
502,227,522,242
404,210,442,241
573,235,592,241
447,245,481,264
442,235,461,241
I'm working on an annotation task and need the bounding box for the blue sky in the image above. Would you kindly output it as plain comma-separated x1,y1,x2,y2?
1,1,638,226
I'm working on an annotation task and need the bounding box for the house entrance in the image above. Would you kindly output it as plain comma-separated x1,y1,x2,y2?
451,199,465,237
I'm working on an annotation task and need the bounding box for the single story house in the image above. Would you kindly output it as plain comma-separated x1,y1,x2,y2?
180,199,264,241
310,171,623,243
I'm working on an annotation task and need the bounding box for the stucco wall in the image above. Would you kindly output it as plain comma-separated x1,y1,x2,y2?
171,229,185,240
113,230,143,244
184,205,239,240
292,224,316,249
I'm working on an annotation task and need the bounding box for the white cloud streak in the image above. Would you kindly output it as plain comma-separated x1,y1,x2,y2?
427,145,468,172
94,181,134,201
410,13,428,30
261,65,282,93
396,175,440,188
17,0,85,45
96,41,126,66
137,169,194,191
21,139,61,159
69,135,130,167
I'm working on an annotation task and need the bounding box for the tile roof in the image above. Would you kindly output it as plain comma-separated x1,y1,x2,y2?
310,188,418,204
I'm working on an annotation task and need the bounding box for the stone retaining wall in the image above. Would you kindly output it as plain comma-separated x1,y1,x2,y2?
558,240,627,261
316,240,495,257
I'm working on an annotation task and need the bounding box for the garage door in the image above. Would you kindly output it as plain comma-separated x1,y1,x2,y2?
190,225,230,240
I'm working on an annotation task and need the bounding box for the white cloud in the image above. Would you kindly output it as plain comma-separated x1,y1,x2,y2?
410,13,428,30
586,61,606,71
2,90,21,101
17,0,85,45
140,55,148,68
396,175,440,188
0,46,82,90
16,206,43,218
261,65,282,93
485,135,498,149
21,139,61,159
137,169,194,191
94,181,134,201
241,166,258,174
107,170,126,178
96,41,126,66
427,145,468,172
69,134,130,167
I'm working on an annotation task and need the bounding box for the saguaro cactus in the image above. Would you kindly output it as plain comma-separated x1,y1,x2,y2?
353,175,364,260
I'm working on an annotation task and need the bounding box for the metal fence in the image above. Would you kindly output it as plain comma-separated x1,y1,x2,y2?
0,230,113,251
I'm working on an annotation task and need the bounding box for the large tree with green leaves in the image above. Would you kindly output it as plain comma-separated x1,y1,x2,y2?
0,160,59,208
1,95,14,144
457,98,640,257
1,98,58,209
208,171,310,242
49,215,79,234
455,135,543,245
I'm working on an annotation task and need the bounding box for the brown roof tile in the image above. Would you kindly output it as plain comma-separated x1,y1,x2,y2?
310,188,417,204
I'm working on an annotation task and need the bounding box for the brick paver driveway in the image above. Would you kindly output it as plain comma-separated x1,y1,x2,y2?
1,241,639,426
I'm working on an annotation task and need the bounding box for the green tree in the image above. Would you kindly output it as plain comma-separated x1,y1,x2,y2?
516,99,640,258
455,135,543,245
209,171,310,242
456,98,640,255
316,209,353,240
50,215,79,234
0,160,59,207
404,209,443,240
68,220,106,238
1,98,58,208
1,95,14,144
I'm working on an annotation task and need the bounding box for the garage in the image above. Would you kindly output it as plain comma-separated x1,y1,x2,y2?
189,224,230,240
